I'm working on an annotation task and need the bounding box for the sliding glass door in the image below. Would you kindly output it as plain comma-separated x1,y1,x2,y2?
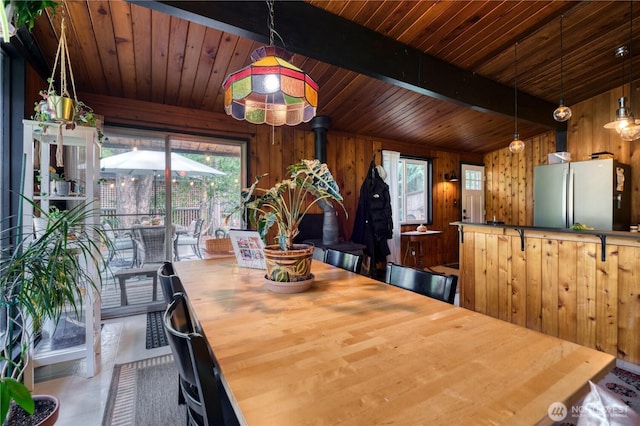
99,127,246,314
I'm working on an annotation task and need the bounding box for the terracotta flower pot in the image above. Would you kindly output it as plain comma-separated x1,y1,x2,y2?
263,243,314,286
6,395,59,426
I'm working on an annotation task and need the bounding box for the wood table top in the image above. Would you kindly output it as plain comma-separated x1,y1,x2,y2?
401,230,442,236
174,259,615,425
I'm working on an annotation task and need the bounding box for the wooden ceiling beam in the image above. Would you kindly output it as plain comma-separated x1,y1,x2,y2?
132,0,564,131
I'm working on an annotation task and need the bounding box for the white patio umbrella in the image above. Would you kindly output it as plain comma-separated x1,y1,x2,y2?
100,150,225,177
100,150,225,214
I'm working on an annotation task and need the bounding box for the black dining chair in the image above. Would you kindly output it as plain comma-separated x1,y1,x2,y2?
164,292,239,426
158,261,185,304
323,248,363,274
385,262,458,304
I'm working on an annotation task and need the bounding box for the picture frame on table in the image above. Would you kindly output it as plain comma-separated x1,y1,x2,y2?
228,229,266,269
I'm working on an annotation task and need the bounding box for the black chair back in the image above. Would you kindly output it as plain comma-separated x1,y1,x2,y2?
385,263,458,304
158,261,185,303
164,293,238,426
323,249,363,274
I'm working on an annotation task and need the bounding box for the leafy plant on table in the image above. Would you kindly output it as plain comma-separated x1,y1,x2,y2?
230,159,346,251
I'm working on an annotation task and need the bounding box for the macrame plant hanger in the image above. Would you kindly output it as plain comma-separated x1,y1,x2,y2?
48,16,79,167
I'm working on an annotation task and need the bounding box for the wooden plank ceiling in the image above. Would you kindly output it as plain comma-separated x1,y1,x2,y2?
15,0,640,154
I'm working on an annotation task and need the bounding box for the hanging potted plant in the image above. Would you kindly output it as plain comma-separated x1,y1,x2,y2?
231,159,346,292
30,16,102,169
42,16,77,124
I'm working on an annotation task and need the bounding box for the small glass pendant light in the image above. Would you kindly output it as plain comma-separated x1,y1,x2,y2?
553,15,572,122
509,43,525,154
617,2,640,141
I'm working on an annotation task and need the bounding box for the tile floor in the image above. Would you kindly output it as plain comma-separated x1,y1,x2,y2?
32,314,171,426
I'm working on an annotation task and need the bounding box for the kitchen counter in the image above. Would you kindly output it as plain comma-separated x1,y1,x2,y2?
451,222,640,364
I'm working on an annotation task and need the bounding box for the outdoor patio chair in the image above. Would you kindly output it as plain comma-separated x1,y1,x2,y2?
175,218,204,260
102,221,135,267
132,224,175,266
163,292,239,426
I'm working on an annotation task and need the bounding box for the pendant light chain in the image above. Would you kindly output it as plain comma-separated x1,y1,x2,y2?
509,42,525,153
268,0,275,46
514,42,518,137
559,16,565,101
629,1,633,109
266,0,285,48
553,15,572,122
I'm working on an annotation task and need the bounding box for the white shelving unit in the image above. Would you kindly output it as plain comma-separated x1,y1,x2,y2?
21,119,102,389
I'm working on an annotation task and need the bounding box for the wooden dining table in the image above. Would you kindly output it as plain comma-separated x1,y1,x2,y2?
174,258,616,425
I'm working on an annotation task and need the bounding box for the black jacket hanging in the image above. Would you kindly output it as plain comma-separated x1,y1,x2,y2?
351,160,393,273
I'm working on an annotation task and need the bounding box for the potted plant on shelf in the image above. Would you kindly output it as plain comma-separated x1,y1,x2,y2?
232,159,345,292
0,197,109,425
46,166,69,197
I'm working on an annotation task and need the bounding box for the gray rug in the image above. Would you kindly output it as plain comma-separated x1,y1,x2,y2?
102,355,185,426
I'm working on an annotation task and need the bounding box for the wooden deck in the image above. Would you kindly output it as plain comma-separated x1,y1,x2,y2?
99,243,234,318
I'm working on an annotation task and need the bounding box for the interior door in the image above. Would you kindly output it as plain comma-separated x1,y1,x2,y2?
461,164,485,223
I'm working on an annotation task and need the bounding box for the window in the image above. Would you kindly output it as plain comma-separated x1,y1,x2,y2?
397,156,432,224
464,169,482,190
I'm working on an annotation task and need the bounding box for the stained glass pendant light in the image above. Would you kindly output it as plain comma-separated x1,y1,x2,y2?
553,15,572,122
509,43,525,154
222,0,318,126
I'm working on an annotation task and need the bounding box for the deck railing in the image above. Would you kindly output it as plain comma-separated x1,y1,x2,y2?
101,207,204,229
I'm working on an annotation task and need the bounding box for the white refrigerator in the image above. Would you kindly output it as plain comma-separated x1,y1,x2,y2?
533,159,631,231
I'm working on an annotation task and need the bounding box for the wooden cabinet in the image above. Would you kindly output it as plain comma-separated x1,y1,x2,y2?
21,120,101,388
456,223,640,365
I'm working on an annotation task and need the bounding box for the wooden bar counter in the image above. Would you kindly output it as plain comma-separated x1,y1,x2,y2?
174,259,614,425
453,222,640,365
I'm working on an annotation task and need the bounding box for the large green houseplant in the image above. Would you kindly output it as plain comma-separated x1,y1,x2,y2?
0,197,108,424
233,159,345,284
0,0,58,42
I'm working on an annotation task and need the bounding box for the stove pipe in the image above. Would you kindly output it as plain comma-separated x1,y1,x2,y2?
310,116,338,245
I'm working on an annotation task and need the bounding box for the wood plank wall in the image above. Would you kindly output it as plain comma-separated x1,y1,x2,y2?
484,132,556,226
67,89,483,267
484,82,640,226
460,225,640,364
568,83,639,224
28,68,640,266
